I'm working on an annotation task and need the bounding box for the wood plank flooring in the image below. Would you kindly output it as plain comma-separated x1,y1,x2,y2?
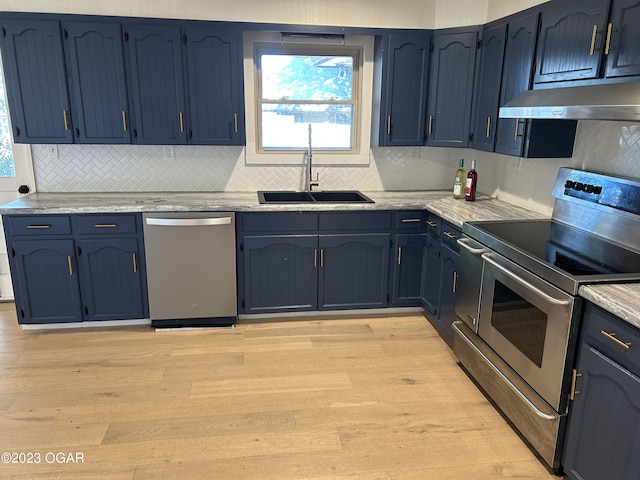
0,303,560,479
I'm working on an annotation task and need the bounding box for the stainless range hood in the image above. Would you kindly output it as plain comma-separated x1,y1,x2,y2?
499,82,640,121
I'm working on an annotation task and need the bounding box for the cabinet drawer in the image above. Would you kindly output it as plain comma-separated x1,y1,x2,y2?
582,303,640,376
7,215,72,235
425,212,441,238
73,214,138,235
394,211,425,231
319,212,392,231
440,220,462,251
242,212,318,233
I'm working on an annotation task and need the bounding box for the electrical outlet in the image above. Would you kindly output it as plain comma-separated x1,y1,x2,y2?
47,145,58,162
164,145,175,160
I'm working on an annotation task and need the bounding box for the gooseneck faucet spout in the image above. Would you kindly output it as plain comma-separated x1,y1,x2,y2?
306,124,319,191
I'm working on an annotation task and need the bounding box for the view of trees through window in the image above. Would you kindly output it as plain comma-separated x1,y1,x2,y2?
0,58,16,177
259,51,356,151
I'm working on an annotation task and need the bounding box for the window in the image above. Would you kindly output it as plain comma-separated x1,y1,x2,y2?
257,45,359,153
243,31,374,165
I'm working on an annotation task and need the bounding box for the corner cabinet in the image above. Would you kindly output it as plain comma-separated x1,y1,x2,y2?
426,27,480,148
562,302,640,480
3,214,148,324
374,32,431,146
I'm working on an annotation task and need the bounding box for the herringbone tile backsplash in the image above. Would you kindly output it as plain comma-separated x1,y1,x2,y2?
32,120,640,216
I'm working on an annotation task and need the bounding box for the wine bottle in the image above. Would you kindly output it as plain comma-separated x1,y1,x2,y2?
465,159,478,202
453,159,465,199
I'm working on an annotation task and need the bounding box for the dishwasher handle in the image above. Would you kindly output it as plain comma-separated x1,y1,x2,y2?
145,217,232,227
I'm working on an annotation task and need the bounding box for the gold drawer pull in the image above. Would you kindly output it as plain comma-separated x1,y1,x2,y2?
589,24,600,55
600,330,631,350
401,218,421,223
443,231,458,239
94,224,117,228
426,221,438,227
26,225,50,229
569,369,583,401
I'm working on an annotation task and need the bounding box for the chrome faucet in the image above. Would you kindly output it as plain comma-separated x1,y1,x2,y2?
305,124,319,191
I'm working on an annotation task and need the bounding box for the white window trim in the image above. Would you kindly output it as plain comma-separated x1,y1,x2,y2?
243,30,374,166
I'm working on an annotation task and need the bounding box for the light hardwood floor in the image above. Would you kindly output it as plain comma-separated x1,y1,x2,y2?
0,303,560,479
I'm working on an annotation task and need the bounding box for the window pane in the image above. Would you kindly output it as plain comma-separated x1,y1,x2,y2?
0,58,16,178
261,54,353,101
262,103,353,150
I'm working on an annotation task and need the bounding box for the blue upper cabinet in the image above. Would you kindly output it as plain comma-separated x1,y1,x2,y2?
375,32,431,146
0,18,73,143
470,22,506,152
604,0,640,78
63,21,130,143
184,24,245,145
124,22,187,145
534,0,611,83
426,28,480,148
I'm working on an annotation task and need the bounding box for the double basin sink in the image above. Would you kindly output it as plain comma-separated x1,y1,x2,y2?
258,190,374,204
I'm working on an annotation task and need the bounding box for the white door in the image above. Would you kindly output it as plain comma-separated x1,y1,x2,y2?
0,57,37,300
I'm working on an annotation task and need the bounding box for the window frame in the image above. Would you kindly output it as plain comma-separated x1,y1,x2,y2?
243,31,374,166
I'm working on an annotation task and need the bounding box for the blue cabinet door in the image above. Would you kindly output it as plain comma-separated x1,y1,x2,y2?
470,22,506,152
63,21,130,144
379,32,430,146
604,0,640,78
12,239,82,323
0,18,73,143
77,237,146,320
437,243,459,344
184,24,244,145
421,234,441,316
319,234,390,310
563,346,640,480
124,22,187,144
243,235,318,313
391,233,425,305
426,29,479,147
534,0,611,83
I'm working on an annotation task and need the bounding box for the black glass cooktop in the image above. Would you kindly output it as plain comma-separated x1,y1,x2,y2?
469,219,640,277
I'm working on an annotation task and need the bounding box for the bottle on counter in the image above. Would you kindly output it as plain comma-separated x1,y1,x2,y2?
453,158,465,199
465,159,478,202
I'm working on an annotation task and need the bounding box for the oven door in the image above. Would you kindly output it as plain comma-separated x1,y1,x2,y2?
478,251,578,411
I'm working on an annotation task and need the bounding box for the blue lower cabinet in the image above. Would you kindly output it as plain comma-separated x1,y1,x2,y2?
12,239,83,324
421,234,441,316
242,235,318,313
437,243,459,344
77,237,147,321
318,234,390,310
391,233,425,305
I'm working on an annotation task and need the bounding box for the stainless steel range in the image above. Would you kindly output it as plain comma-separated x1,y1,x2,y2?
453,168,640,472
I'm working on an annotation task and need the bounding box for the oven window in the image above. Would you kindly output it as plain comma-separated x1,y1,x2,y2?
491,280,547,368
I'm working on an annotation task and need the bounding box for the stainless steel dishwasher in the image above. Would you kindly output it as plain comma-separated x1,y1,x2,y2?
142,212,237,328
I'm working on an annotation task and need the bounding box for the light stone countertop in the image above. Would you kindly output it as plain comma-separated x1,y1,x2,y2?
0,190,546,227
578,284,640,331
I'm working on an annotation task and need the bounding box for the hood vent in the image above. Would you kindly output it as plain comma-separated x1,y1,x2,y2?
499,82,640,121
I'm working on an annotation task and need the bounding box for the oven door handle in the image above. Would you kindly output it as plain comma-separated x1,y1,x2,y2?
457,238,485,255
481,253,570,306
452,322,558,421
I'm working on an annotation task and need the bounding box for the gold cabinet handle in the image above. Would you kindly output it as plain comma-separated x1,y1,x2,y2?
63,110,69,130
122,111,127,131
233,113,238,133
486,116,491,138
453,271,458,293
401,218,421,223
26,225,50,229
569,369,583,401
68,256,73,275
397,246,402,265
132,253,137,273
426,221,438,228
313,248,317,268
514,118,523,141
387,115,391,135
589,24,602,55
179,112,184,132
320,248,324,268
600,330,632,350
94,224,117,228
604,22,615,55
428,115,433,135
443,231,457,239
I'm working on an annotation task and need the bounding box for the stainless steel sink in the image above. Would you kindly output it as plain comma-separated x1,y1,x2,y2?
258,190,374,204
